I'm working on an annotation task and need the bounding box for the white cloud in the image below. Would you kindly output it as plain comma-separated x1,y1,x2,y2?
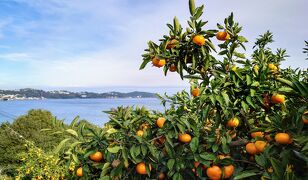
1,0,307,88
0,53,31,62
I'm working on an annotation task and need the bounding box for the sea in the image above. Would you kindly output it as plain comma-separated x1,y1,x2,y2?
0,87,188,126
0,98,164,126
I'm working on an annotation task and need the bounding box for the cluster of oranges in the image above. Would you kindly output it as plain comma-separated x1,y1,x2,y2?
76,151,104,177
192,160,235,179
151,31,230,72
245,131,293,157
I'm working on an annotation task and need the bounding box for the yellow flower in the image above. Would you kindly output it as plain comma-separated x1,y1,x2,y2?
267,167,273,173
286,164,293,173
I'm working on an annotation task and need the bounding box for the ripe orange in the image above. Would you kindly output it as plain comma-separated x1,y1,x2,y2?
271,94,285,104
225,33,230,40
152,57,166,68
216,31,230,41
169,64,177,72
136,162,152,175
191,88,200,97
206,165,222,180
223,165,235,179
136,130,144,137
89,151,103,162
192,35,205,46
251,131,264,138
157,172,166,180
166,39,178,49
302,111,308,124
156,117,166,128
227,117,239,128
152,57,160,67
254,141,267,153
178,133,192,143
268,63,278,71
76,167,83,177
157,59,166,67
246,143,259,155
275,133,292,144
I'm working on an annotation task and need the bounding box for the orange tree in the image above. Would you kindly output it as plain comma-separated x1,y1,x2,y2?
50,0,308,179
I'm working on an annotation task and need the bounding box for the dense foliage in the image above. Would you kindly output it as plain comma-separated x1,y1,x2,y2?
0,109,100,178
10,0,308,179
35,0,307,180
0,109,67,176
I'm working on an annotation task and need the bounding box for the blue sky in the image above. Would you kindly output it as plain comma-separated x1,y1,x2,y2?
0,0,307,90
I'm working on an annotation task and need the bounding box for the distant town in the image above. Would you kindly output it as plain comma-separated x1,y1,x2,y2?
0,88,156,100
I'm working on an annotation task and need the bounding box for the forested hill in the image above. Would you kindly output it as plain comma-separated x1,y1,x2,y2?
0,88,156,99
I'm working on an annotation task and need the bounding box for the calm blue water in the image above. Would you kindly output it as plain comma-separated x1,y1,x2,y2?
0,98,165,126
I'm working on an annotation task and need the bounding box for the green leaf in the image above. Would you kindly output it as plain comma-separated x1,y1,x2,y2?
255,154,266,167
174,16,180,33
200,153,216,160
241,101,249,113
246,75,252,85
246,96,255,108
234,171,258,180
221,91,230,106
222,137,230,154
205,40,216,52
219,50,228,55
276,78,295,88
194,5,204,20
107,146,122,153
72,154,79,164
189,0,196,15
70,116,80,127
278,87,294,93
209,94,216,104
250,89,256,96
234,52,246,59
139,59,150,70
238,36,248,43
148,144,158,159
167,159,175,170
65,129,78,138
173,172,183,180
190,137,199,153
270,158,284,178
217,23,224,29
54,138,70,153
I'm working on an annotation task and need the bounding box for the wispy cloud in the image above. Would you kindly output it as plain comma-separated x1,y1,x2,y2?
0,52,31,62
0,0,307,88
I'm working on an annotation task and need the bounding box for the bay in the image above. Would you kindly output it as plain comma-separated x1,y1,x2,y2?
0,98,164,126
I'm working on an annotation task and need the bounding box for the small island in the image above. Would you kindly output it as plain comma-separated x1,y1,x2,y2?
0,88,156,100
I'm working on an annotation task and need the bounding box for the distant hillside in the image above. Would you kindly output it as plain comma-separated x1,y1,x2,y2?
0,88,157,100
